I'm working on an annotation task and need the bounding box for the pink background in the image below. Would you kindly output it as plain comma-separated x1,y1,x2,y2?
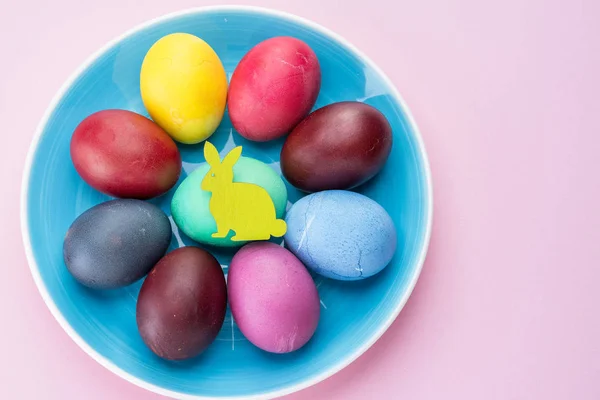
1,0,599,398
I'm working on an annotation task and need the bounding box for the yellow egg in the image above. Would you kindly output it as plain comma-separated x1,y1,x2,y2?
140,33,228,144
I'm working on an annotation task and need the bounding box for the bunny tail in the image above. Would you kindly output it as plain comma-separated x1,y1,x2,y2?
271,219,287,238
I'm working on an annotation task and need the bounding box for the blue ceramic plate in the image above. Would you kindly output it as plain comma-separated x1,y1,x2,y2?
21,6,432,399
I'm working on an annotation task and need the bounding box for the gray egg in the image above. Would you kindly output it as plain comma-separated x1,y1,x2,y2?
63,199,171,289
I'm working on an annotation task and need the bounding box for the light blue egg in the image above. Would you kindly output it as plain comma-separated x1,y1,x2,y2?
285,191,397,280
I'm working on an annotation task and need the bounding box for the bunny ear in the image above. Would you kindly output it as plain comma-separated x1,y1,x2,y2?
222,146,243,169
204,141,221,167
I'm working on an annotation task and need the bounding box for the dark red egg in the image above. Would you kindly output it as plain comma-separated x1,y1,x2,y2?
280,101,392,192
136,247,227,360
70,109,181,199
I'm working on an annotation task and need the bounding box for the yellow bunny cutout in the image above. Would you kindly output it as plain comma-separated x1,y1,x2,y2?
201,141,287,241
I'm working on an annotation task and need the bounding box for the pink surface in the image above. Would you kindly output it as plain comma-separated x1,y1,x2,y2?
2,0,599,399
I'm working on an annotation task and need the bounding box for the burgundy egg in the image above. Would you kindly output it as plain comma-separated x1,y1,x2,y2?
280,101,392,192
136,247,227,360
70,109,181,199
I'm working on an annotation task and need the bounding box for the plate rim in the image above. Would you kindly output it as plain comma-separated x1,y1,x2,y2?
20,5,434,400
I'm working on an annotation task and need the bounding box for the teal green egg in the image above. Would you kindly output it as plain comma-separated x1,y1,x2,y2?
171,157,288,247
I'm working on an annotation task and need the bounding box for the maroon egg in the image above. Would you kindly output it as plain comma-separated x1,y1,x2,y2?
136,247,227,360
70,109,181,199
280,101,392,192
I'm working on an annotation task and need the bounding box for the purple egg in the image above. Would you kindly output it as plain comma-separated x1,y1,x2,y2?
228,242,320,353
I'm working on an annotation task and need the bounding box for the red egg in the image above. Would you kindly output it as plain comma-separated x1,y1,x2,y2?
280,102,392,192
70,109,181,199
136,247,227,360
228,37,321,141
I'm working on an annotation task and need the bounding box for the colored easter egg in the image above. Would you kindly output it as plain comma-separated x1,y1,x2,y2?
70,109,181,199
281,102,392,192
228,37,321,141
228,242,320,353
63,199,171,289
171,156,287,247
284,191,396,280
140,33,228,144
136,247,227,360
201,142,287,242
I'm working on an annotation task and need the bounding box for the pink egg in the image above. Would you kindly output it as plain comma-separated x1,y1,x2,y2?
228,242,320,353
